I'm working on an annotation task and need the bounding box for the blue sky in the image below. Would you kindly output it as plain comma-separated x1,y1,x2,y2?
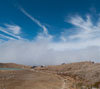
0,0,100,65
0,0,100,40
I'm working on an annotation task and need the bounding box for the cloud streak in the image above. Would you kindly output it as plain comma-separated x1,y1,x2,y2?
0,24,22,40
20,8,49,36
0,34,15,40
5,24,21,35
67,15,100,41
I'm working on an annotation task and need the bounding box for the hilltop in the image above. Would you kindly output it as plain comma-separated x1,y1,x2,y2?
0,63,31,69
35,61,100,88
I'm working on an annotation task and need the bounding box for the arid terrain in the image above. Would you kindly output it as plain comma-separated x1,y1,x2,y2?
0,61,100,89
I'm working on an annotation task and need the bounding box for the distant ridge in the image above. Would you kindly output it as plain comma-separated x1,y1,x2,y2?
0,63,31,69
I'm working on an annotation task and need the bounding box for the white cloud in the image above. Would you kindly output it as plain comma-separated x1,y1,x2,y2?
0,25,22,40
67,15,100,41
20,8,50,36
0,14,100,65
0,39,100,65
5,24,21,35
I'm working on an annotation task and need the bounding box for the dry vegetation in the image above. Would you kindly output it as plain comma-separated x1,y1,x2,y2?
35,61,100,89
0,61,100,89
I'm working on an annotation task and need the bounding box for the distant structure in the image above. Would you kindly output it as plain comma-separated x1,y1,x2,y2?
91,61,95,64
40,65,44,67
88,61,95,64
31,66,37,68
61,63,66,65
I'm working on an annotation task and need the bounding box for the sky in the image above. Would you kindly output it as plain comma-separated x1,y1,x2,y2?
0,0,100,65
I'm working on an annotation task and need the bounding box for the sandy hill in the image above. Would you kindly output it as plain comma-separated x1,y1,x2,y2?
35,61,100,88
0,61,100,89
0,63,31,69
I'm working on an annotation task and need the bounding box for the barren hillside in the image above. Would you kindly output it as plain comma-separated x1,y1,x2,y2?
35,61,100,88
0,63,31,69
0,62,100,89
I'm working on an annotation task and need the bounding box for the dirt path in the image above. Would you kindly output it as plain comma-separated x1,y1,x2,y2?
61,79,66,89
31,69,70,89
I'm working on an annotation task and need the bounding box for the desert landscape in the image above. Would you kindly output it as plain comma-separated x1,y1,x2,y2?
0,0,100,89
0,61,100,89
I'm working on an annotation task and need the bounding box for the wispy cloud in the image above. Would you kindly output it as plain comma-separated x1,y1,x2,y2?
5,24,21,35
20,8,49,36
55,14,100,50
0,24,22,40
67,15,100,41
0,34,15,40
